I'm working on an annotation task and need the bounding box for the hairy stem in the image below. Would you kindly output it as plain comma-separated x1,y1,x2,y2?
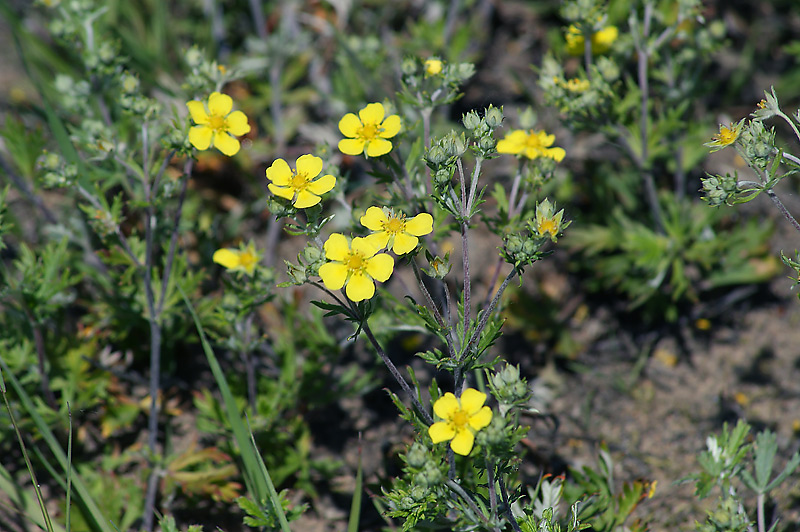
499,477,523,532
446,479,495,530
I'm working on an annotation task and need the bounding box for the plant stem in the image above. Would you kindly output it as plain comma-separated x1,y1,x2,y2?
487,455,498,522
499,477,523,532
757,492,765,532
446,479,495,530
463,269,517,362
765,188,800,233
24,309,57,410
410,259,458,359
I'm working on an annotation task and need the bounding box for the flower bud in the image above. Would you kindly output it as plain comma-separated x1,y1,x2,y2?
405,443,427,468
484,105,504,128
426,145,447,166
462,110,482,131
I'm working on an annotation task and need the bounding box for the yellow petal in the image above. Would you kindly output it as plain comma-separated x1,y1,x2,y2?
338,113,362,137
208,91,233,117
364,232,390,251
460,388,487,414
365,138,392,157
450,428,475,456
391,233,418,255
295,153,323,179
225,110,250,136
379,114,401,138
188,125,213,150
360,206,388,231
212,248,240,270
405,213,433,236
339,138,366,155
433,393,459,420
365,253,393,282
319,262,348,290
351,236,379,258
468,406,493,431
428,421,455,443
359,102,385,125
345,272,375,301
268,184,295,201
537,132,555,147
213,133,241,156
545,147,566,162
306,174,336,196
323,233,350,261
266,158,293,186
293,190,321,208
186,100,209,124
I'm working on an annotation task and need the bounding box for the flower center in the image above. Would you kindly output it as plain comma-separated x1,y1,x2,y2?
209,114,226,131
291,172,309,190
538,219,558,236
451,408,469,428
347,251,365,271
525,134,544,149
239,251,257,269
383,215,405,235
359,123,379,140
717,126,737,144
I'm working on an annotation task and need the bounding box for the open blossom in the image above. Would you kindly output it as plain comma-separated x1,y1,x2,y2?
338,103,401,157
266,154,336,208
705,120,744,152
424,58,443,75
318,233,394,302
212,241,261,276
497,129,566,162
187,92,250,156
360,206,433,255
428,389,493,456
565,24,618,56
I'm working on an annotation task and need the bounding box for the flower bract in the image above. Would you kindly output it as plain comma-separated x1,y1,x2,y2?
266,154,336,208
212,241,261,276
428,389,493,456
360,206,433,255
338,103,402,157
187,92,250,156
497,129,566,162
318,233,394,302
705,120,744,152
565,24,618,56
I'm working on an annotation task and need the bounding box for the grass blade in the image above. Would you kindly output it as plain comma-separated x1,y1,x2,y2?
347,436,363,532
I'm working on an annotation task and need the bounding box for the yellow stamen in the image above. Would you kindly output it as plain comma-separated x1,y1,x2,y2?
209,115,225,131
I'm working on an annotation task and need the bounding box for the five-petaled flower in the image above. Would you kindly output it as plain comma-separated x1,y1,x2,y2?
318,233,394,302
212,241,261,276
497,129,566,162
428,388,493,456
565,24,618,56
187,92,251,156
266,154,337,208
705,120,744,152
338,103,402,157
360,206,433,255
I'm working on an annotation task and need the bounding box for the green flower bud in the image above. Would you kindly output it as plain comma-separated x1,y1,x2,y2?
401,57,417,76
405,443,427,469
477,135,496,151
462,110,482,131
302,244,324,265
426,145,447,166
484,105,504,128
505,235,523,254
443,132,467,157
519,107,538,129
121,72,140,93
522,240,537,256
410,485,427,501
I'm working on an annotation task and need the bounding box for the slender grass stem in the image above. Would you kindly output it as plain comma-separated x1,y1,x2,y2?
24,309,57,410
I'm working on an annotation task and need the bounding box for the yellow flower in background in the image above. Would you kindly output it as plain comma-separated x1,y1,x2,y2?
428,389,493,456
705,120,744,152
266,154,336,208
565,24,618,56
318,233,394,302
424,58,443,75
187,92,250,156
212,241,261,276
497,129,566,162
338,103,402,157
564,78,591,92
360,206,433,255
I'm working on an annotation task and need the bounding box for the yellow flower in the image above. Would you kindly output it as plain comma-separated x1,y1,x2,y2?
187,92,251,156
360,206,433,255
564,78,590,92
318,233,394,302
428,389,493,456
338,103,402,157
497,129,566,162
212,241,261,276
266,154,336,208
705,120,744,152
565,24,618,56
424,58,443,75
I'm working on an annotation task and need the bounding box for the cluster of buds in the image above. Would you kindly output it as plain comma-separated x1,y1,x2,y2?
488,365,529,408
38,151,77,188
283,243,326,286
182,46,232,96
425,131,466,190
400,57,475,107
462,104,504,157
118,71,160,119
54,74,91,115
388,442,445,511
700,173,739,207
538,55,615,125
82,40,122,78
738,121,775,170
